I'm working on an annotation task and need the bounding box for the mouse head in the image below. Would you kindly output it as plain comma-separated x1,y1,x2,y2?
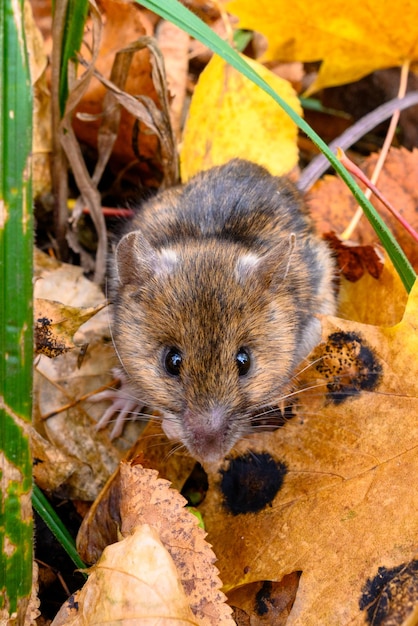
113,229,319,462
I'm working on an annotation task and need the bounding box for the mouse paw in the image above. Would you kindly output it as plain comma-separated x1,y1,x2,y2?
92,368,144,439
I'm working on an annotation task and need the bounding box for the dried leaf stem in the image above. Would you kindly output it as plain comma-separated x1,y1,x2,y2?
342,60,411,240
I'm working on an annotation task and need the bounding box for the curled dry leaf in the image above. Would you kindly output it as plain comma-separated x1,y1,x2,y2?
77,420,196,565
180,53,301,180
73,0,159,174
51,524,197,626
323,232,384,282
119,461,234,625
67,463,234,625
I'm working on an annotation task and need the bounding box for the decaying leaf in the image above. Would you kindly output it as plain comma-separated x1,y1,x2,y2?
51,524,197,625
65,463,234,625
181,53,301,180
226,0,418,93
119,462,234,625
35,298,104,356
76,419,196,564
323,232,384,282
198,279,418,625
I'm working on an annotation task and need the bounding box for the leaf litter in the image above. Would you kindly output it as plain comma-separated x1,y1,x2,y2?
27,0,418,623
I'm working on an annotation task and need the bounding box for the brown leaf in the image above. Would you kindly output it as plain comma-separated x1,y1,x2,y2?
227,574,301,625
119,461,234,625
323,231,384,282
72,0,164,179
307,147,418,271
34,299,103,356
76,420,196,564
52,525,197,625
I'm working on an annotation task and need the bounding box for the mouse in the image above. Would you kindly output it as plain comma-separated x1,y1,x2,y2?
96,159,337,464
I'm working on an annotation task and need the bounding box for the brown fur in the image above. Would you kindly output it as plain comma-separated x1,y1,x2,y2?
112,159,337,462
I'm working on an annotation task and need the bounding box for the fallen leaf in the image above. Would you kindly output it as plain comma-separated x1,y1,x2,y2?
180,53,301,180
119,462,234,625
227,574,301,624
324,232,384,282
337,257,408,327
34,299,104,356
34,249,105,308
225,0,418,93
73,0,162,178
198,279,418,624
69,463,234,625
25,0,52,198
76,420,196,564
52,524,197,625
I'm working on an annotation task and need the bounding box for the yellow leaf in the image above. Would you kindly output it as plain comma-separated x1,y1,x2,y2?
200,279,418,624
180,53,301,180
225,0,418,93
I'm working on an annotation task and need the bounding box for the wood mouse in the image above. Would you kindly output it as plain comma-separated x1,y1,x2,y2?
97,159,337,463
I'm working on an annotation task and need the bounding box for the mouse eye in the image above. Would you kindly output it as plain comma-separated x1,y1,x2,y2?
164,347,182,377
236,347,251,376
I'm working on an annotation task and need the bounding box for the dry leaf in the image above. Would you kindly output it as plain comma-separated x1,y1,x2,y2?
198,279,418,624
337,256,408,327
73,0,159,174
52,524,197,625
156,20,189,140
307,148,418,273
76,420,196,564
180,53,301,180
227,574,301,624
34,249,105,308
119,462,234,625
25,0,52,198
71,463,234,625
225,0,418,93
34,299,103,356
32,249,144,499
323,232,384,282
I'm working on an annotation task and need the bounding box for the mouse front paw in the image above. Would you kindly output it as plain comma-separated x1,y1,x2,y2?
92,368,144,439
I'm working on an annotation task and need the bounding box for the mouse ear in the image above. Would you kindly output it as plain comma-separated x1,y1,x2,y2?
115,230,178,286
236,234,296,292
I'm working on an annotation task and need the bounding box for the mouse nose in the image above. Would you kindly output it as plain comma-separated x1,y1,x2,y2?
182,406,233,463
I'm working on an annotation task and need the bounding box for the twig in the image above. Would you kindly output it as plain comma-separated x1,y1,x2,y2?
298,89,418,192
342,60,410,239
338,148,418,244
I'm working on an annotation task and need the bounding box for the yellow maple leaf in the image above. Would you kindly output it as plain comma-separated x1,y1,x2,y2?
225,0,418,93
180,53,301,180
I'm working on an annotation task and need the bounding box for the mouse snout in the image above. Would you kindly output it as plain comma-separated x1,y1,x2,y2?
181,405,238,463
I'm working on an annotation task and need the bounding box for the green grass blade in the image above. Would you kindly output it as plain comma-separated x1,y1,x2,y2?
59,0,89,114
32,486,87,574
136,0,416,292
0,0,34,618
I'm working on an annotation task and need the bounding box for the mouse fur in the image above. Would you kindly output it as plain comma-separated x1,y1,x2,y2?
110,159,337,463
